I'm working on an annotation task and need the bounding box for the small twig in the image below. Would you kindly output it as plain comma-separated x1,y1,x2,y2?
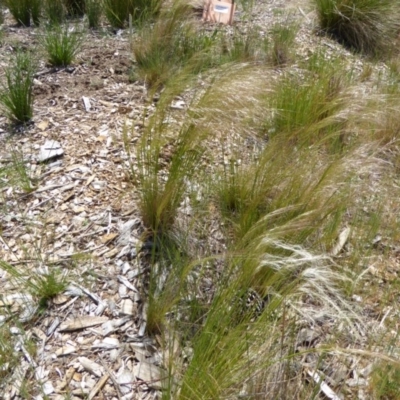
98,357,123,400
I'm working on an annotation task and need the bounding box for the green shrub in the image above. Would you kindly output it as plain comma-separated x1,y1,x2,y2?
43,25,84,66
0,51,35,124
314,0,400,56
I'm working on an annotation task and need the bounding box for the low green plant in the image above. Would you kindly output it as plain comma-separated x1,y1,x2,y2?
10,149,36,193
44,0,65,26
269,21,298,66
262,54,350,150
3,0,30,26
0,324,31,391
369,362,400,399
104,0,162,28
85,0,102,29
314,0,400,56
42,25,84,66
133,121,207,238
132,4,217,88
222,26,269,63
176,236,358,399
0,51,35,124
0,326,16,372
0,261,68,311
30,0,41,25
145,237,192,335
64,0,85,17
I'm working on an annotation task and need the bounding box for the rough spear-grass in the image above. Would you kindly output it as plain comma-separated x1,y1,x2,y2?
175,238,361,399
269,21,298,66
222,26,269,63
262,54,352,151
42,25,84,66
314,0,400,56
132,119,208,238
136,63,377,399
132,3,217,88
9,149,37,193
0,51,35,124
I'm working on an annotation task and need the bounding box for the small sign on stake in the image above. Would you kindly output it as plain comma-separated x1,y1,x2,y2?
203,0,235,25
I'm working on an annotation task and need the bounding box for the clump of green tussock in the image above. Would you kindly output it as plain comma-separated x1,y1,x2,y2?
104,0,162,28
64,0,85,17
132,120,207,238
132,3,217,88
269,21,298,66
222,26,269,63
30,0,41,25
262,54,353,151
85,0,102,29
42,25,84,66
44,0,65,26
0,51,35,124
314,0,400,56
176,237,361,399
369,361,400,399
0,261,68,311
3,0,30,26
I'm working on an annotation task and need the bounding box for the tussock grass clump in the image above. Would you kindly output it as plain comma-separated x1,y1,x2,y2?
262,54,352,150
42,25,84,66
128,63,375,398
133,11,275,89
314,0,400,56
3,0,30,26
64,0,85,17
369,361,400,399
269,21,298,66
85,0,102,29
104,0,162,28
132,120,207,238
44,0,65,26
0,261,68,311
132,4,217,88
222,26,269,63
0,51,35,124
30,0,41,26
177,238,360,399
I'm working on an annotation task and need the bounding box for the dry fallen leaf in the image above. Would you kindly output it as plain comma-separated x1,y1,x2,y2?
59,316,109,332
100,233,118,244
